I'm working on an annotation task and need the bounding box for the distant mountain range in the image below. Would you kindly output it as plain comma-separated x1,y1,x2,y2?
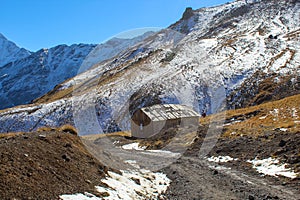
0,32,155,109
0,0,299,134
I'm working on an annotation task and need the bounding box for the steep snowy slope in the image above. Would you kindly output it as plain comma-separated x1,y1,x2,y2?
0,32,155,110
0,33,31,67
0,0,299,134
79,31,156,73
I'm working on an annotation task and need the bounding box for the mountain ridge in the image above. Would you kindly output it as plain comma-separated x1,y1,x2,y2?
0,0,299,134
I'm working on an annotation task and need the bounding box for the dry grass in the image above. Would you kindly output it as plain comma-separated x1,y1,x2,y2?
201,94,300,138
37,126,56,132
81,131,131,141
58,124,78,135
34,84,74,104
0,132,25,139
37,124,78,135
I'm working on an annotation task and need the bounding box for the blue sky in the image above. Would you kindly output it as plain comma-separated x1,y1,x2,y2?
1,0,229,51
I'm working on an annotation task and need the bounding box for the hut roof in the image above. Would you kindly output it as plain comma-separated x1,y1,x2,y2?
140,104,200,121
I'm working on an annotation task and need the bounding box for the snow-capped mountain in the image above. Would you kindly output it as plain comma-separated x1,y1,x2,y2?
0,33,31,67
0,0,299,134
0,43,96,109
0,32,155,110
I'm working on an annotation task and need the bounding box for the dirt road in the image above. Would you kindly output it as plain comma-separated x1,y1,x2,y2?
83,131,299,200
163,156,299,200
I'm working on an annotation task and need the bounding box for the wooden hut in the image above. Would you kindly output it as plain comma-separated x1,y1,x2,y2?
131,104,200,138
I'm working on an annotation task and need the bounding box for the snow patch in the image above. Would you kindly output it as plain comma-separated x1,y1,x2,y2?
292,108,298,119
121,143,181,158
124,160,141,169
113,140,120,145
270,109,279,121
142,149,181,157
98,170,170,199
279,128,288,132
60,192,100,200
247,157,298,179
259,116,267,120
121,143,146,150
207,156,238,163
269,51,292,72
223,120,242,126
60,168,170,200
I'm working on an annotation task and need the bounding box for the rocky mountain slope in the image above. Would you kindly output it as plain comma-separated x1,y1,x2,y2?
0,32,154,110
0,0,299,134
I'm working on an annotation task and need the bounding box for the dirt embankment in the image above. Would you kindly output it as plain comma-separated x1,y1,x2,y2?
0,131,109,200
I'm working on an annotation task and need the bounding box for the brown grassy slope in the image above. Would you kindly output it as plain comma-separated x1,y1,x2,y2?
0,131,109,200
202,94,300,138
195,94,300,180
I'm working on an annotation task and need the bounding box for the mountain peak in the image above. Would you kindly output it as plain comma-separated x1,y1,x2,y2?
0,33,6,40
181,7,194,20
0,33,31,68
